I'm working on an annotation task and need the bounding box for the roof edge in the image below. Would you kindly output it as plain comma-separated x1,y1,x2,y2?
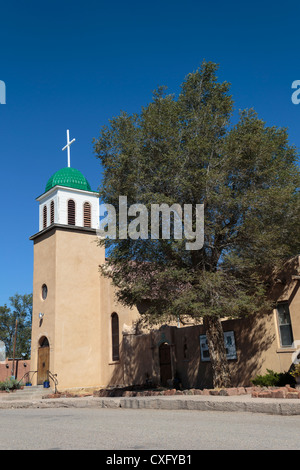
36,185,99,201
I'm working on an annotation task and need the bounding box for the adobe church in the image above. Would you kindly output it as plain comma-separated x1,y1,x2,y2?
30,131,140,391
29,131,300,392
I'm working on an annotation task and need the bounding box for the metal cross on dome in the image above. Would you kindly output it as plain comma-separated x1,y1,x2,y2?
62,129,76,168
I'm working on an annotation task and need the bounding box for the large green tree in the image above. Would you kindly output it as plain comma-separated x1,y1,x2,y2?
93,61,300,388
0,293,32,359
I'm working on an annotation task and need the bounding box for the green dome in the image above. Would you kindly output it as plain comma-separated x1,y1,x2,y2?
45,167,92,193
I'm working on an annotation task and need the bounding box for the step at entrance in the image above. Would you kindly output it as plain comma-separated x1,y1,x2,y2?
0,385,52,401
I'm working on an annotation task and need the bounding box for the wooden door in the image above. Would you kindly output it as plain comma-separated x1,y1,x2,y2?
159,343,172,386
37,346,49,384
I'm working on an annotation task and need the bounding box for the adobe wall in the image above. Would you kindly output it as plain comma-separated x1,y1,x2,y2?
119,308,300,389
0,359,31,382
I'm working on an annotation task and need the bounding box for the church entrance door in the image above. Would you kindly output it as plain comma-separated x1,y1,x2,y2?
37,337,50,384
159,342,172,386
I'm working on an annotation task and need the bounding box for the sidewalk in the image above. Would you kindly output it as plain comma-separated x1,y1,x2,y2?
1,391,300,416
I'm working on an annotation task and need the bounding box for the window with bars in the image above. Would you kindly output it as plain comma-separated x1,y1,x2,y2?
68,199,76,225
50,200,55,225
111,313,120,361
43,205,47,229
83,202,91,227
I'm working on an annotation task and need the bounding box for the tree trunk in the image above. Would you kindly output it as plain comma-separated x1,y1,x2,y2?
203,315,232,388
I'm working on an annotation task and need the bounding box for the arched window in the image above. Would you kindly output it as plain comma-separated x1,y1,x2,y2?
68,199,76,225
83,202,91,228
41,284,48,300
50,200,55,225
39,336,49,348
43,205,47,229
111,313,119,361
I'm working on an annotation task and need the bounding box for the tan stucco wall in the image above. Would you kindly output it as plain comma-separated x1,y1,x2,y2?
31,229,57,384
99,275,140,386
31,225,139,391
53,228,104,389
120,282,300,389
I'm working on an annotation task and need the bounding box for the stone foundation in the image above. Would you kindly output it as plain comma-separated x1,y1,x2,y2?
93,386,253,398
43,384,300,400
251,385,300,399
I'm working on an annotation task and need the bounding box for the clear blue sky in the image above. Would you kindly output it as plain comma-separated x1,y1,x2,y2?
0,0,299,306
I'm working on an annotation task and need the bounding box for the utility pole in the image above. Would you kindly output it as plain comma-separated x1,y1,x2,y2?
11,318,18,378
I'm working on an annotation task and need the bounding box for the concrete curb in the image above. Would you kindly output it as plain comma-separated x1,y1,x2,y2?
1,394,300,415
118,396,300,415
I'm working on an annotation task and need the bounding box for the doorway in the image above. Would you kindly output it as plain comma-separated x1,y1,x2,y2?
159,342,172,387
37,336,49,384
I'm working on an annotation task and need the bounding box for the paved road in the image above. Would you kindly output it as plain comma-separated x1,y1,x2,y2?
0,407,300,450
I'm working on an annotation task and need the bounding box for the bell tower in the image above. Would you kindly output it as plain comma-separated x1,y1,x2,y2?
37,166,100,231
37,129,99,232
30,130,139,391
30,131,105,389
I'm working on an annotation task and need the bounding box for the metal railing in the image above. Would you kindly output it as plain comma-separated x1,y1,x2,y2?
17,370,58,393
17,370,37,386
47,370,58,394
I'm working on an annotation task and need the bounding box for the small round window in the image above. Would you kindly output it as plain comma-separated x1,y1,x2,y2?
42,284,48,300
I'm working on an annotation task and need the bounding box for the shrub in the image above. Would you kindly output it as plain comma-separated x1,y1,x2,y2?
290,364,300,378
0,378,22,391
251,369,295,387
